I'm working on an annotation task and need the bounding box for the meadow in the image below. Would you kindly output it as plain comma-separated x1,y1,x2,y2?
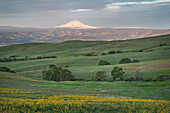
0,35,170,112
0,88,170,113
0,35,169,80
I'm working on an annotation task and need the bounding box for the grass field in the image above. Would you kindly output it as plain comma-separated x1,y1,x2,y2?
0,35,170,80
0,35,170,112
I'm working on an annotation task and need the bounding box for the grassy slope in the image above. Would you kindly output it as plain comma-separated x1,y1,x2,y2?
0,35,170,100
0,72,169,100
0,35,169,80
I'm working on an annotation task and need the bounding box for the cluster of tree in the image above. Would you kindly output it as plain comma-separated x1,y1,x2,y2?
98,58,140,66
102,50,123,56
0,55,57,63
0,66,16,73
83,53,97,56
119,58,140,64
93,68,169,82
94,67,125,81
42,65,75,81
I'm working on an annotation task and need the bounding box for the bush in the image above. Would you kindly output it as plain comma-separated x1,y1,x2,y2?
42,65,75,81
159,44,167,46
119,58,132,64
111,67,125,81
0,67,16,73
138,50,143,52
108,50,116,54
98,60,111,66
101,53,106,55
142,78,152,82
85,53,92,56
132,60,140,63
156,75,170,81
37,56,43,59
94,71,107,81
116,50,123,53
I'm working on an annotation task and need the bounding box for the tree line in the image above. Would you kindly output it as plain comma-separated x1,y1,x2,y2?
0,55,57,63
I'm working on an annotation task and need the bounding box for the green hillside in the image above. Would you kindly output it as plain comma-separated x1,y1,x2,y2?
0,72,169,100
0,34,170,80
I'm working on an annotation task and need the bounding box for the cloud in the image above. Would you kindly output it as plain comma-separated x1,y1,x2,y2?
106,6,120,10
70,9,93,13
105,0,170,9
0,0,169,29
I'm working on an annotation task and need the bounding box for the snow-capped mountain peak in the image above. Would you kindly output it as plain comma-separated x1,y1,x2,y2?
55,20,98,29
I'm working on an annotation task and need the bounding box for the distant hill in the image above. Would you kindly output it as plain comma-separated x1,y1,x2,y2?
0,34,169,58
0,25,170,46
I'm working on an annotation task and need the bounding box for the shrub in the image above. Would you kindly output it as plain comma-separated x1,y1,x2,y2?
111,67,125,81
108,50,116,54
138,50,143,52
98,60,111,66
37,56,43,59
101,53,106,55
0,67,16,73
116,50,123,53
142,78,152,82
85,53,92,56
119,58,132,64
50,56,57,58
159,44,167,46
156,75,170,81
25,56,29,60
132,60,140,63
42,65,75,81
94,71,107,81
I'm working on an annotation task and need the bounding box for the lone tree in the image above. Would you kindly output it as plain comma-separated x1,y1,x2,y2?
111,67,125,81
119,58,132,64
94,71,107,81
98,60,111,66
42,65,75,81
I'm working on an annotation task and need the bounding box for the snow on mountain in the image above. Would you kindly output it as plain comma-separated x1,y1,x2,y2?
55,20,98,29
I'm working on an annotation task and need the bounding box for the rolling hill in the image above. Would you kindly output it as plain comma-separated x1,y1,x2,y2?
0,34,169,81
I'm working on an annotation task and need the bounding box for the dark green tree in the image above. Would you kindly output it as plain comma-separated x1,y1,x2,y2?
108,50,116,54
119,58,132,64
42,65,75,81
98,60,111,65
25,56,29,60
60,69,75,81
132,60,140,63
94,71,107,81
111,67,125,81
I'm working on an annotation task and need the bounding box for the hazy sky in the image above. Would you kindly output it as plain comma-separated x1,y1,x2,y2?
0,0,170,29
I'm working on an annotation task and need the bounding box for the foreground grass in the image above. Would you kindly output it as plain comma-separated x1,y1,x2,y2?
0,88,169,113
0,72,169,100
